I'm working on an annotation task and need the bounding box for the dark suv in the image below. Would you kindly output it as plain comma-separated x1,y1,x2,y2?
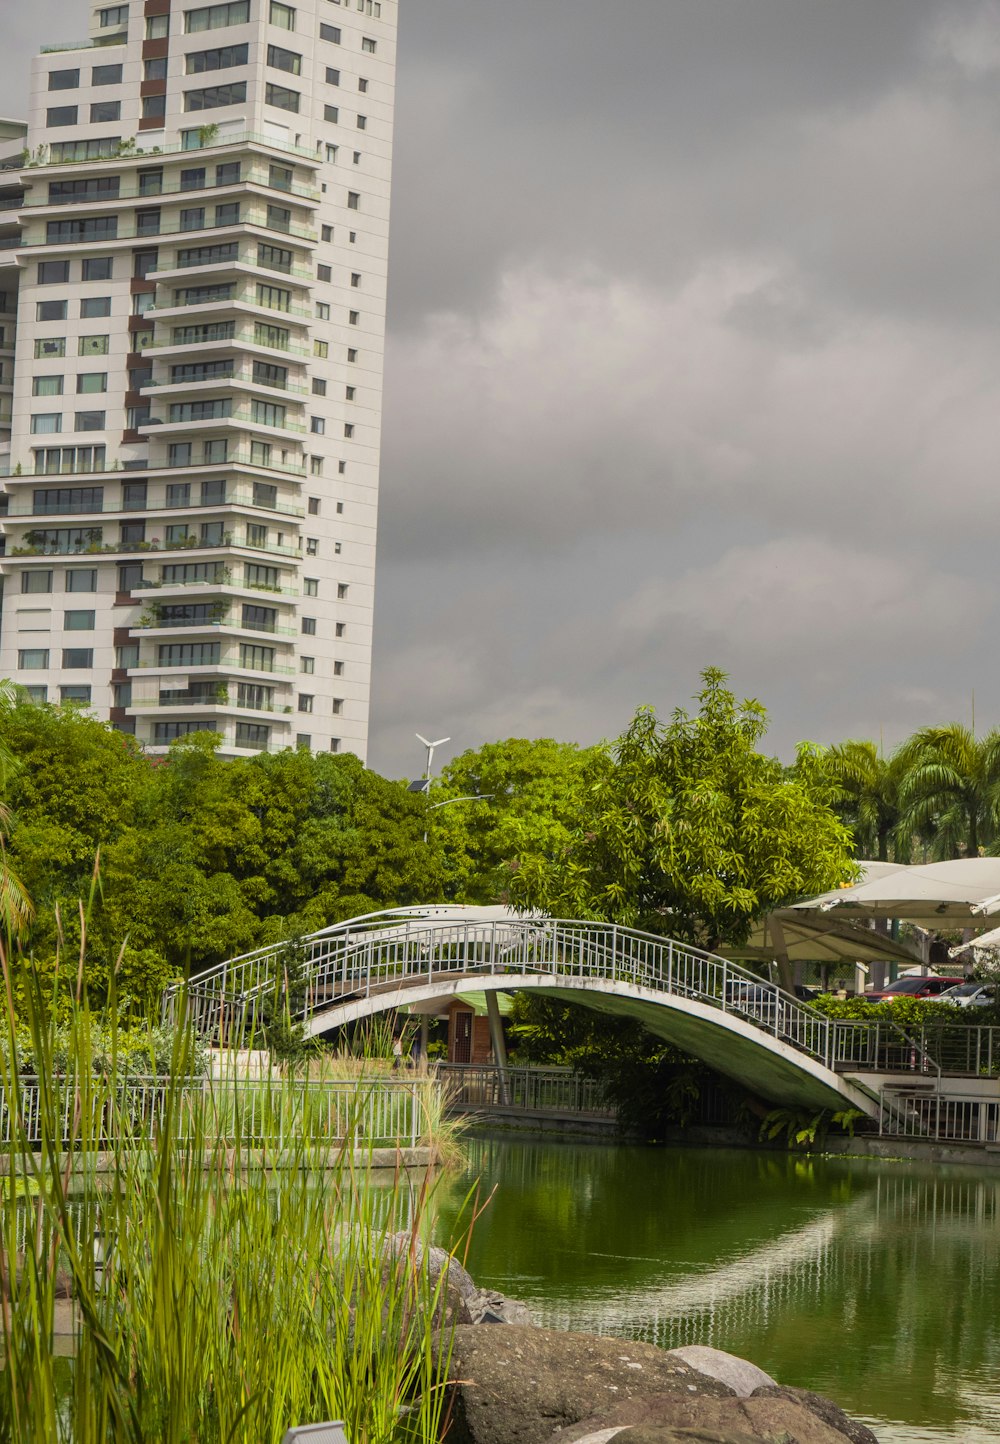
863,976,955,1003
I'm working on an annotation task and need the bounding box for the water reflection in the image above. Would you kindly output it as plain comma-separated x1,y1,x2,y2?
434,1136,1000,1444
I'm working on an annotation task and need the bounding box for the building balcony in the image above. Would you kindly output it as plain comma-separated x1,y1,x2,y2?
23,168,320,209
147,250,314,283
141,372,310,399
139,411,307,439
21,131,322,175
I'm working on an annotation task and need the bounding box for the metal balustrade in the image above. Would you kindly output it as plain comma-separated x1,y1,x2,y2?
879,1088,1000,1144
439,1064,613,1116
0,1075,428,1150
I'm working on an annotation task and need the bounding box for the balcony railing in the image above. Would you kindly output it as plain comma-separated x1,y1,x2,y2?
141,373,310,398
22,130,321,170
147,251,313,281
23,169,320,207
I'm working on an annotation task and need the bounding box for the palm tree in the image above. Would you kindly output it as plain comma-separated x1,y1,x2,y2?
897,724,1000,860
823,739,911,862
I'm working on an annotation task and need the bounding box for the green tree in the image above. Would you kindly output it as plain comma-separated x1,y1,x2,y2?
510,669,856,960
820,739,911,862
897,724,1000,859
0,684,34,941
432,738,606,902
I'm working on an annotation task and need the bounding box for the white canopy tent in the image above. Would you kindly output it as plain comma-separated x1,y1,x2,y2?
791,858,1000,926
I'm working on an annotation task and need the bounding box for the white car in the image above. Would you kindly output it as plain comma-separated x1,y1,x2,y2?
939,980,997,1008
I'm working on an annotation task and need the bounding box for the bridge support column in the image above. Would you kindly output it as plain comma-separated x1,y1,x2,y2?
486,992,511,1105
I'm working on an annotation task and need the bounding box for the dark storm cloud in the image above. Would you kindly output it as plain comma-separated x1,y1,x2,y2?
6,2,1000,778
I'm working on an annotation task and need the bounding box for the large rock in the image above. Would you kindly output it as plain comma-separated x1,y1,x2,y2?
665,1348,776,1398
441,1326,736,1444
467,1287,534,1327
750,1387,878,1444
550,1390,868,1444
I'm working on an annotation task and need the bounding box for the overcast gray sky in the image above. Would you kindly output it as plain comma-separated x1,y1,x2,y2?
7,2,1000,778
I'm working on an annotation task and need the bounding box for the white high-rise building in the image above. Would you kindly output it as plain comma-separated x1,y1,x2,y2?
0,0,396,759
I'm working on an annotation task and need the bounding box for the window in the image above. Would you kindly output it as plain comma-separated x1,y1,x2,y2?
123,481,147,510
146,13,170,37
326,67,340,85
83,257,114,281
31,414,62,435
321,224,333,243
18,650,50,670
300,655,315,673
46,106,78,127
23,687,48,705
77,374,108,395
348,310,359,325
215,201,240,226
333,660,344,676
144,57,167,81
60,685,93,706
134,249,159,279
163,482,190,509
347,190,360,209
244,563,280,588
320,23,341,42
308,496,320,514
301,617,316,635
235,722,270,749
345,385,355,400
250,441,272,467
343,422,353,438
337,583,348,598
100,4,129,24
177,241,238,266
246,522,268,546
337,464,346,476
269,1,296,28
257,244,292,273
169,442,193,467
216,161,242,186
169,398,231,422
325,143,339,162
203,439,229,463
62,648,94,668
359,77,368,92
330,738,341,752
335,621,345,636
75,411,106,433
32,376,64,398
324,105,339,123
331,698,344,714
266,203,291,231
186,43,249,71
50,138,121,163
158,642,221,667
90,101,121,123
265,82,299,111
155,720,216,742
353,151,361,164
238,643,275,670
80,297,112,319
201,478,226,504
310,417,325,435
93,63,124,85
316,301,330,320
66,569,98,592
310,457,323,476
47,215,119,244
304,577,318,596
184,82,247,109
79,336,110,357
350,272,361,288
181,166,207,190
362,36,376,52
268,162,293,191
38,260,70,285
142,95,167,121
298,694,313,713
37,301,67,324
267,43,301,73
21,571,53,594
250,400,285,428
296,734,311,750
121,519,146,544
48,69,80,91
314,340,328,358
312,378,327,395
181,206,206,230
357,115,367,130
185,1,249,32
306,537,318,555
347,347,358,362
64,610,95,630
33,486,103,514
49,175,120,203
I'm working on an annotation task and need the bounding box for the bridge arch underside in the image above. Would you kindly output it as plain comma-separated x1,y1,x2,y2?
305,975,877,1116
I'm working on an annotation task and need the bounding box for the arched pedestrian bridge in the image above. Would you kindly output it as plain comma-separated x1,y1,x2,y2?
163,906,915,1115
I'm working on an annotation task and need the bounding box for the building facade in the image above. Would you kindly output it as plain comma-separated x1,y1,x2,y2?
0,0,396,759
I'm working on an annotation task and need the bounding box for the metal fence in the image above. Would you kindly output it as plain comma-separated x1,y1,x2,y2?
439,1064,613,1116
880,1088,1000,1145
0,1076,431,1151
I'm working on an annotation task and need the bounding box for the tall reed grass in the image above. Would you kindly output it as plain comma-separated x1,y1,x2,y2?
0,960,472,1444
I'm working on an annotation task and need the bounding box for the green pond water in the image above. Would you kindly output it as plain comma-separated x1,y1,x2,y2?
435,1134,1000,1444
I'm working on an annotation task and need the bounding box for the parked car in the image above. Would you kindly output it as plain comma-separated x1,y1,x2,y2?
938,980,997,1008
862,976,955,1002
